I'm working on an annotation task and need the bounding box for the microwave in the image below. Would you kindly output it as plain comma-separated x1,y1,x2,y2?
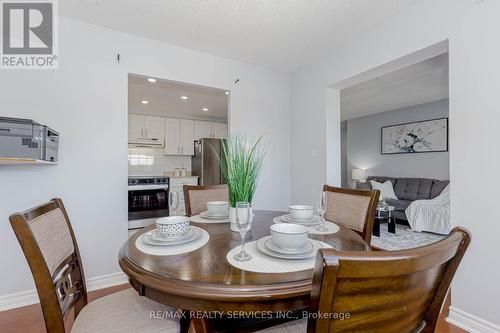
0,116,59,162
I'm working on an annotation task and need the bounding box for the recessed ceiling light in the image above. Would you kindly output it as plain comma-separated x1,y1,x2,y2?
225,91,229,95
180,96,188,100
202,108,209,112
141,100,149,104
147,78,156,83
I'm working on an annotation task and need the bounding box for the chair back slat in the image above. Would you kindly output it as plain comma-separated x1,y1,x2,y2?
308,227,471,333
9,198,88,333
28,208,75,275
323,185,380,244
183,184,229,216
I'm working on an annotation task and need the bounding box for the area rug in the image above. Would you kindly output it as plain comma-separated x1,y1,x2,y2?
371,224,445,250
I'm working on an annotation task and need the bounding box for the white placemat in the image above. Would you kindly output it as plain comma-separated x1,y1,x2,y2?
273,216,340,235
226,240,332,273
190,214,230,224
135,226,210,256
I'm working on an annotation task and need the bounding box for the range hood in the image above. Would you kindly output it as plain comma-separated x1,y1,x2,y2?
128,137,164,148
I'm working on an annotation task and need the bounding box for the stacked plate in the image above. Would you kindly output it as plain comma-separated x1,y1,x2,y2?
256,236,322,259
200,211,229,220
256,224,323,260
280,214,321,226
141,226,203,246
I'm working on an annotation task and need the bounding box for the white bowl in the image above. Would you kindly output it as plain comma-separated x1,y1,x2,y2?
207,201,229,216
270,224,309,250
289,205,314,221
156,216,190,238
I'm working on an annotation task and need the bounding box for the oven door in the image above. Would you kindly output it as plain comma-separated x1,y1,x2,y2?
128,187,169,220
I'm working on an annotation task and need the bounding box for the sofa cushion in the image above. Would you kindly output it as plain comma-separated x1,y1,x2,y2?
430,180,450,198
369,180,398,200
385,199,412,211
393,178,433,201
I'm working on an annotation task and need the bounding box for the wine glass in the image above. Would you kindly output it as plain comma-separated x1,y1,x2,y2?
169,191,179,216
316,191,328,232
233,202,252,262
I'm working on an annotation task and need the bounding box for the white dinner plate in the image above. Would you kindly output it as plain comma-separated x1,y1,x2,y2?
200,211,229,220
142,227,202,246
264,238,314,255
256,236,323,260
151,227,195,242
280,214,321,226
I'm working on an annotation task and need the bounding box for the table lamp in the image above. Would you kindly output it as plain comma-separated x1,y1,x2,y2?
352,169,366,183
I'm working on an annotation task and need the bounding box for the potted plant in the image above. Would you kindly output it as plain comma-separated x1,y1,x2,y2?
214,134,266,231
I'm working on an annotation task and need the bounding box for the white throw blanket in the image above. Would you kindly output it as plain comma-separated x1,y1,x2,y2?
405,185,451,235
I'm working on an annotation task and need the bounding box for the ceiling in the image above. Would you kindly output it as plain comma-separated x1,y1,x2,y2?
340,53,449,121
60,0,417,72
128,75,228,120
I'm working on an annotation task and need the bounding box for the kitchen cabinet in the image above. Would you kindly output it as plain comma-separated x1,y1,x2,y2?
164,118,181,155
128,114,165,141
128,114,145,140
164,118,194,155
211,122,227,139
194,120,212,140
180,119,195,155
169,177,198,216
144,116,164,140
194,121,228,139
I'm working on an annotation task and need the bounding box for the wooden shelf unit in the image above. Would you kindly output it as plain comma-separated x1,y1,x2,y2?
0,158,58,165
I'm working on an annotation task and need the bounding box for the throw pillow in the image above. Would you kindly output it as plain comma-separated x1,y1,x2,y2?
369,180,398,200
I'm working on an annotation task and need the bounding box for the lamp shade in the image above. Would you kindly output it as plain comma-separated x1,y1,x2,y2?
351,169,366,181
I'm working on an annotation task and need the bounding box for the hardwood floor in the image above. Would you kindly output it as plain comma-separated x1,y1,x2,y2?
0,284,468,333
0,284,130,333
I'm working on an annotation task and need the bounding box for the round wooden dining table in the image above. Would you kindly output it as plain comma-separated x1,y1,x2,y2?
119,210,369,333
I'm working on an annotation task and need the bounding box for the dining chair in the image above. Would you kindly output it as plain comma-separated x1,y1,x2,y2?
183,184,229,216
322,185,380,244
257,227,471,333
9,198,180,333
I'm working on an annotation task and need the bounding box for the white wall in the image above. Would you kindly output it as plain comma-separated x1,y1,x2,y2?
291,0,500,328
347,99,449,183
0,18,290,297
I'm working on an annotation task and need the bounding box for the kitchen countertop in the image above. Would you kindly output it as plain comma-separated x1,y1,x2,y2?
167,175,199,179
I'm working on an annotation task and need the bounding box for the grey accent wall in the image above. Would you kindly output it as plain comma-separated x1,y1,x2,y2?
346,99,449,184
340,121,348,187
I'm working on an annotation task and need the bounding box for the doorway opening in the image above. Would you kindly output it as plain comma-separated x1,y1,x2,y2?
127,74,229,229
329,40,451,248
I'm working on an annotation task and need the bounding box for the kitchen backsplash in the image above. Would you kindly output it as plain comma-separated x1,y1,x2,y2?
128,147,191,176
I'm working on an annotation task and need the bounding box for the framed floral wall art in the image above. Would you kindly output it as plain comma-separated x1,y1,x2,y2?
381,117,448,154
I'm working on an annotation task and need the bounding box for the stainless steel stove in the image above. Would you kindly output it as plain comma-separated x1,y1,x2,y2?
128,176,169,228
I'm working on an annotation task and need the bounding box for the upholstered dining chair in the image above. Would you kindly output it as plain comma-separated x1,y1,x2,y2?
257,227,471,333
183,184,229,216
322,185,380,244
9,198,180,333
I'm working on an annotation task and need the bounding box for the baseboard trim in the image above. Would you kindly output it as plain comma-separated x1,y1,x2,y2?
447,306,500,333
86,272,128,292
0,272,128,312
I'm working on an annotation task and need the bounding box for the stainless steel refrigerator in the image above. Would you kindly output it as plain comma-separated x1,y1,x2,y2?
191,138,226,185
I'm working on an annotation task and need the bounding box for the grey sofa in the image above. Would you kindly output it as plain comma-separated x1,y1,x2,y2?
357,176,449,221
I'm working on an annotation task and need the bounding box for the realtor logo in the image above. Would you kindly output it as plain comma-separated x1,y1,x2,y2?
1,0,58,69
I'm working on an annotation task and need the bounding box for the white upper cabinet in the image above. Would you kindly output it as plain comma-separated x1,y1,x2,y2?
128,114,145,140
193,121,228,139
139,115,226,155
164,118,181,155
144,116,164,140
128,114,165,142
211,122,228,139
194,120,212,140
180,119,195,155
164,118,194,155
